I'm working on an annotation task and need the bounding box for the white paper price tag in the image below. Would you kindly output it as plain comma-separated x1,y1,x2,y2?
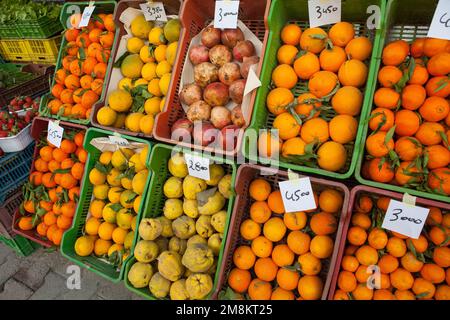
243,66,262,97
214,0,240,29
184,153,210,180
108,135,130,146
308,0,341,28
139,2,167,22
79,5,96,28
382,199,430,239
427,0,450,40
279,178,316,213
47,121,64,148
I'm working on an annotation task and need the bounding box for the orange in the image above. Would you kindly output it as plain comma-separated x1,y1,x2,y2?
283,211,307,231
368,158,394,183
300,117,329,143
61,201,76,218
281,24,302,45
429,226,448,246
263,217,286,242
395,109,420,137
308,71,339,98
272,64,297,89
267,190,285,214
390,268,414,290
317,141,347,172
258,131,282,159
341,255,359,273
249,201,271,224
378,65,403,88
299,27,327,54
65,28,80,42
272,244,294,267
329,114,358,144
345,36,372,61
411,37,425,57
57,215,72,230
43,212,57,226
273,112,301,140
401,84,427,110
36,222,49,237
277,268,300,291
297,275,323,300
310,212,337,236
382,39,409,66
331,86,363,116
373,87,400,109
420,263,446,284
338,59,368,87
427,207,443,226
352,283,374,300
427,52,450,76
286,230,310,255
395,289,416,300
355,245,378,266
369,107,395,132
435,285,450,300
266,87,293,115
319,46,346,72
347,226,368,246
249,178,271,201
412,278,436,299
29,171,43,186
248,279,272,300
293,52,320,80
333,289,350,300
328,22,354,47
251,236,273,258
408,63,429,85
64,74,80,90
355,265,370,283
426,76,450,98
233,245,256,270
318,188,343,213
104,14,116,32
423,38,448,57
240,219,261,241
93,63,107,79
42,172,57,188
78,149,88,163
415,122,445,146
34,158,49,173
18,216,34,231
368,228,388,249
282,137,307,158
52,228,64,246
310,235,334,259
426,145,450,169
365,131,394,158
48,160,60,173
386,237,407,258
337,270,357,293
428,168,450,195
395,161,422,186
88,28,102,43
419,96,449,122
376,197,391,211
254,257,278,281
373,289,396,300
99,31,114,49
277,44,299,65
271,287,295,300
91,79,104,96
39,146,54,162
294,92,322,118
394,137,422,161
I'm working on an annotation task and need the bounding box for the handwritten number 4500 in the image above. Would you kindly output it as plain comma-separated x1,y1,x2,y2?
389,208,422,224
315,5,338,19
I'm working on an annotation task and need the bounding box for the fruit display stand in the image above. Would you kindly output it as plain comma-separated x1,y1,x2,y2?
123,143,237,299
328,185,450,300
91,0,182,138
242,0,385,179
39,1,120,125
0,188,38,256
355,0,450,203
152,0,269,156
61,128,152,283
215,164,350,300
11,116,87,247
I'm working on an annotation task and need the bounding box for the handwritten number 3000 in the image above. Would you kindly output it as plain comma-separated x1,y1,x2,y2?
389,208,422,224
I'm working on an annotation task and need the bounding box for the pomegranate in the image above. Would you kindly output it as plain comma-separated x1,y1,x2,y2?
209,45,232,67
210,106,231,129
194,62,219,87
221,28,245,48
240,56,260,78
231,105,245,127
203,82,229,107
218,62,241,86
180,83,202,106
218,125,240,151
229,79,246,104
193,121,219,147
189,45,210,65
171,118,193,142
233,40,256,62
186,100,211,122
201,26,221,48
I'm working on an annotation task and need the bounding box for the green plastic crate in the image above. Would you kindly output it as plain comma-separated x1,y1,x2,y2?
123,143,237,300
39,1,119,125
355,0,449,203
60,128,152,283
243,0,386,179
0,24,21,39
16,16,63,39
0,234,37,256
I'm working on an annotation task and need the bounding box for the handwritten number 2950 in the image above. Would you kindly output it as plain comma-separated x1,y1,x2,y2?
389,208,422,224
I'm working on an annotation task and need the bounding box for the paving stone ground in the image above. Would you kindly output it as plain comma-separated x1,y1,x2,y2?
0,242,143,300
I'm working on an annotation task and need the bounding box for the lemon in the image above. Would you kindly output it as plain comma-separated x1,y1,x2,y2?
127,37,145,54
120,54,144,79
147,78,162,97
124,231,135,249
160,97,166,112
116,209,133,230
75,236,95,256
156,60,171,77
164,19,181,42
141,62,157,81
140,114,154,135
108,186,123,203
125,112,145,133
144,97,161,115
89,199,105,218
131,215,137,232
120,190,138,209
109,90,133,113
121,177,133,190
166,41,178,65
112,148,134,170
89,168,106,185
114,113,127,129
107,168,122,187
108,243,124,257
93,184,109,200
99,151,113,166
159,73,171,96
132,169,148,195
97,106,117,126
118,78,133,90
154,45,167,62
129,154,146,172
139,146,149,165
168,153,188,178
149,26,166,45
134,78,148,87
131,14,153,39
140,45,155,63
102,204,117,223
85,217,101,236
133,195,142,213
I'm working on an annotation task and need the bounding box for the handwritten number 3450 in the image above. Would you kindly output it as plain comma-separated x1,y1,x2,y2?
389,208,422,224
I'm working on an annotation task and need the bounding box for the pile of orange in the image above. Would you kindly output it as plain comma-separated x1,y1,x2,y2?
333,194,449,300
226,178,345,300
17,130,86,246
259,22,373,172
46,13,116,120
362,37,450,195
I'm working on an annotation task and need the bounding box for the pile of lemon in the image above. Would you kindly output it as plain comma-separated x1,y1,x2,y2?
74,145,150,263
97,14,180,135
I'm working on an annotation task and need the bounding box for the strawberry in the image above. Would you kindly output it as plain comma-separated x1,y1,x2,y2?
25,96,33,104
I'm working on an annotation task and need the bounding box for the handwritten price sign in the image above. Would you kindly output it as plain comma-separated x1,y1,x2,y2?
140,2,167,22
47,121,64,148
279,177,316,213
308,0,341,28
382,199,430,239
184,153,211,180
108,135,130,146
428,0,450,40
78,5,95,28
214,0,239,29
